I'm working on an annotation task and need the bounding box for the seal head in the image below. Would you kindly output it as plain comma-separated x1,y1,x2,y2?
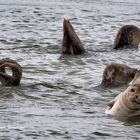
101,63,137,87
125,85,140,107
113,25,140,49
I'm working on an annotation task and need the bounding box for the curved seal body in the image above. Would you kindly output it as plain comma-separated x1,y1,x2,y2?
113,25,140,49
0,58,22,86
129,70,140,85
101,63,137,87
106,84,140,117
62,19,85,55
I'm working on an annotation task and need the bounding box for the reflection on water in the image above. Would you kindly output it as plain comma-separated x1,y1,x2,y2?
0,0,140,139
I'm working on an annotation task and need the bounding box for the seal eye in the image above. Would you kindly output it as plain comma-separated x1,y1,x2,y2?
121,67,124,71
131,88,135,92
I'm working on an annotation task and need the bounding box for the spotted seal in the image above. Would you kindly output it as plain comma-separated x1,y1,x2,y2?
113,25,140,49
62,19,85,55
105,82,140,117
101,63,137,87
0,58,22,86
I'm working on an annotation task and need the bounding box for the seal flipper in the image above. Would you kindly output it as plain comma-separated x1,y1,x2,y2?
106,94,120,109
107,100,116,109
62,19,85,55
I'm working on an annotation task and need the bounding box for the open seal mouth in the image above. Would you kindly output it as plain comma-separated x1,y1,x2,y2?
130,95,140,104
133,99,140,104
0,58,22,86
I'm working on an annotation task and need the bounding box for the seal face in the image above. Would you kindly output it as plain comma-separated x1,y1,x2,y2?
126,85,140,106
62,19,85,55
106,84,140,117
101,63,137,87
0,58,22,86
113,25,140,49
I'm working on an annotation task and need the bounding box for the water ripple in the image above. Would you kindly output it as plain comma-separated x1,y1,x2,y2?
0,0,140,139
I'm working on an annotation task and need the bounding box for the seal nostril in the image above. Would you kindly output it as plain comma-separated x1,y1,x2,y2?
135,95,138,98
131,88,135,92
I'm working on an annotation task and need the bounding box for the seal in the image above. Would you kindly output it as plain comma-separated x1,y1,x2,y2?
129,70,140,85
0,58,22,86
113,25,140,49
101,63,137,87
105,83,140,117
62,19,85,55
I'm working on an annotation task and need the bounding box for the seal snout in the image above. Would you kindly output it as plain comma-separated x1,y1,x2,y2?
135,95,138,99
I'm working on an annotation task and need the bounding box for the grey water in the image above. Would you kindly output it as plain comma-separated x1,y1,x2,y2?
0,0,140,139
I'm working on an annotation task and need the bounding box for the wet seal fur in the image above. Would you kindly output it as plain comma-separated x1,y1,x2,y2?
105,85,140,117
113,25,140,49
106,71,140,117
129,70,140,85
101,63,137,87
0,58,22,86
62,19,85,55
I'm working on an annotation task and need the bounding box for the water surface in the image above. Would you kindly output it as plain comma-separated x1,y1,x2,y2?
0,0,140,139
